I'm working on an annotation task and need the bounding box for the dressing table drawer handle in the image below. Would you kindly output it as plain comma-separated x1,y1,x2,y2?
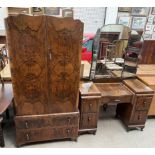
66,129,70,134
115,99,121,102
143,101,147,107
89,103,92,109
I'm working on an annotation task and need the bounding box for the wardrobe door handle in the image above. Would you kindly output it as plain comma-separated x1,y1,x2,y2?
49,52,52,60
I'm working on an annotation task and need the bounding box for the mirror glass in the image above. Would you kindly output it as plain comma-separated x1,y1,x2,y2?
89,24,144,80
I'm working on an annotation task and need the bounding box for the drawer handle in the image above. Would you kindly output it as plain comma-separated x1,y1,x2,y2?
138,115,141,120
89,103,92,109
25,122,29,129
26,134,30,141
66,129,70,134
88,117,91,122
67,117,71,123
143,101,147,107
115,99,121,102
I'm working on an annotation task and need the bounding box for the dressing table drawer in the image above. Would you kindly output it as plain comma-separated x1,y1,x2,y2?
80,113,98,129
101,95,132,105
131,111,148,124
135,96,152,110
81,97,100,113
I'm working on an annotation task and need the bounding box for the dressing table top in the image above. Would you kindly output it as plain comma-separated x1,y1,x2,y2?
80,82,101,97
123,79,154,94
95,83,132,97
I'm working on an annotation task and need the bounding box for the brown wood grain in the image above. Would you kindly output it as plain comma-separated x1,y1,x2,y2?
137,75,155,116
5,14,83,146
123,78,154,94
140,40,155,64
5,15,83,115
5,15,49,115
46,16,83,113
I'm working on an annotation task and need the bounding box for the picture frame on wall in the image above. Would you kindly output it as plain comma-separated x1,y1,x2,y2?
118,7,132,12
147,16,154,24
31,7,44,15
131,16,147,30
145,24,152,31
152,33,155,39
44,7,60,15
62,8,73,17
153,17,155,24
143,33,151,40
144,31,151,35
131,7,150,16
118,16,131,27
151,7,155,15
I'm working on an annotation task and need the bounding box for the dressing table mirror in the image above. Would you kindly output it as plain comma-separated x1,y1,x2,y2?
88,24,144,81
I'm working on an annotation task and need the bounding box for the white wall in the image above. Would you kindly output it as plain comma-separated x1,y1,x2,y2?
0,7,118,32
0,7,8,30
74,7,106,33
105,7,118,25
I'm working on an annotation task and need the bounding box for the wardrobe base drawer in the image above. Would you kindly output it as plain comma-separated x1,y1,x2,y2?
16,126,79,147
15,112,79,130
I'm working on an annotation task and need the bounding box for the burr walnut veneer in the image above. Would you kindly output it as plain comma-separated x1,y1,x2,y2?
79,82,101,134
5,15,83,146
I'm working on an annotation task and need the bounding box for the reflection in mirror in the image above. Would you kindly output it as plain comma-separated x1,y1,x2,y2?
89,24,144,80
89,29,101,80
120,30,144,78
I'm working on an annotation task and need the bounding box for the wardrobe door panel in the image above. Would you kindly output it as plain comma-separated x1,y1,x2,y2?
5,15,49,115
46,16,83,113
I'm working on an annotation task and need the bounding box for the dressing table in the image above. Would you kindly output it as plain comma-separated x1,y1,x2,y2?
79,78,154,133
79,24,154,134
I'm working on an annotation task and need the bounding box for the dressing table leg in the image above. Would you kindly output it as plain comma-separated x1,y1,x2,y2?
141,127,144,131
0,119,5,147
71,137,78,142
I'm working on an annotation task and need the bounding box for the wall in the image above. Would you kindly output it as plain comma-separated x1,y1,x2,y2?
0,8,8,30
105,7,118,25
74,7,106,33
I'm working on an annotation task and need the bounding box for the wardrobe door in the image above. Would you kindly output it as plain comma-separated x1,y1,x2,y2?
5,15,49,115
46,16,83,113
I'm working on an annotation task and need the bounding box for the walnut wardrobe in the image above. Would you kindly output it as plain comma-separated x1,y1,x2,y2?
5,15,83,146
